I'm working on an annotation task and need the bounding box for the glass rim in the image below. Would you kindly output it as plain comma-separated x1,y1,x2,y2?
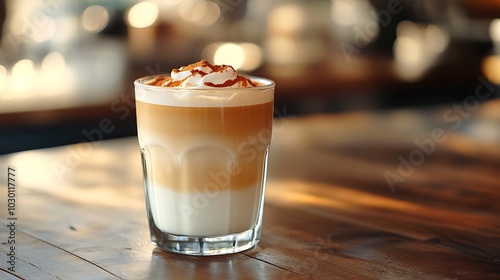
134,74,275,92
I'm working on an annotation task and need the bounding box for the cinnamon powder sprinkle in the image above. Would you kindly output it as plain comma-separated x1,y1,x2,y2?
146,60,258,88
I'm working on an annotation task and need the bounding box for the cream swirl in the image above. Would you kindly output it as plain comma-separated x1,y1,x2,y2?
149,60,257,88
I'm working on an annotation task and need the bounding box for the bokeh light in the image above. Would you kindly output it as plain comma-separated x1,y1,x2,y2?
268,4,305,35
330,0,358,26
197,1,220,26
179,0,205,23
396,20,420,39
214,43,245,70
393,21,449,81
9,12,27,36
163,0,183,5
394,36,424,66
41,52,70,96
0,65,7,92
42,52,66,79
11,59,36,94
329,0,379,47
425,25,449,53
489,19,500,42
201,43,221,61
202,42,263,71
481,55,500,84
178,0,220,26
266,37,298,65
127,1,159,28
81,5,110,33
238,43,263,71
393,21,427,81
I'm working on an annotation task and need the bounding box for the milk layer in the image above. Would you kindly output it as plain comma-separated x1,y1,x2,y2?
148,184,262,236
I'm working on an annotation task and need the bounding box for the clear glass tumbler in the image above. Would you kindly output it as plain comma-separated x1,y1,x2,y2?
134,75,275,255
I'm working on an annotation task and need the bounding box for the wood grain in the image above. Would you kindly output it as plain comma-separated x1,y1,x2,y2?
1,102,500,279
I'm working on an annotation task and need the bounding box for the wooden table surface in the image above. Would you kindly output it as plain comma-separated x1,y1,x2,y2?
1,100,500,279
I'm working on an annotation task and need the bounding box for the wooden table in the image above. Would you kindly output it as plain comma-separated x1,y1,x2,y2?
1,100,500,279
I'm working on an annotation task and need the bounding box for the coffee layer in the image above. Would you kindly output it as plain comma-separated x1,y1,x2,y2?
137,101,273,193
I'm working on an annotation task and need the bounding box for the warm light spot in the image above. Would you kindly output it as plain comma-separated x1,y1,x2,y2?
329,0,378,45
7,145,143,209
202,42,263,71
238,43,263,71
481,55,500,84
81,5,110,33
394,21,427,70
179,0,204,23
179,0,220,25
489,19,500,42
197,1,220,26
330,0,358,26
266,37,298,65
201,42,222,61
394,36,423,66
393,35,427,81
163,0,183,5
9,151,55,187
268,4,305,35
9,12,27,36
127,1,159,28
42,52,66,80
44,62,74,97
0,65,7,92
393,21,447,81
214,43,245,70
396,20,420,38
268,179,492,240
11,59,36,93
8,154,47,186
426,25,449,53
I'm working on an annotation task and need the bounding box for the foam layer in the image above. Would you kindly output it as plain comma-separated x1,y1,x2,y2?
135,76,274,107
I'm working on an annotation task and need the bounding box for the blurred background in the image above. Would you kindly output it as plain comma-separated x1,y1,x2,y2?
0,0,499,154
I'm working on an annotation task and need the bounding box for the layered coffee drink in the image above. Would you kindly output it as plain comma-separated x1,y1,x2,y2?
135,60,274,255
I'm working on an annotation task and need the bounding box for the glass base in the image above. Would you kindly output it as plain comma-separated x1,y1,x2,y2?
149,224,261,256
140,147,268,256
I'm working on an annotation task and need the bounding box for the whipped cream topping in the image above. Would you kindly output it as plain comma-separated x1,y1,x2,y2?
148,60,257,88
